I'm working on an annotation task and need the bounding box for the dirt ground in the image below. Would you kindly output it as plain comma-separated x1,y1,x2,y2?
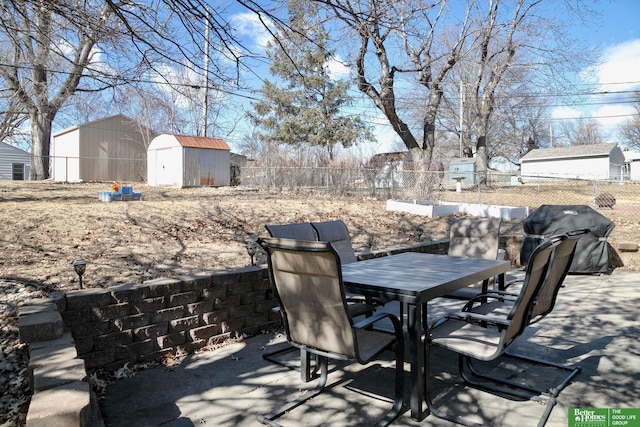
1,181,637,291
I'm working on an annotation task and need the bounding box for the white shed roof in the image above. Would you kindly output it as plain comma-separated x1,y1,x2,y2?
521,143,619,162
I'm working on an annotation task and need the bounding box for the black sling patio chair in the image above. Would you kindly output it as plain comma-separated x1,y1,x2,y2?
461,228,589,400
442,217,502,300
311,219,390,309
258,237,405,427
263,222,376,381
425,235,563,427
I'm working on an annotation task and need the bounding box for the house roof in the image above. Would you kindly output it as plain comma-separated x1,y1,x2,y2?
174,135,230,151
367,151,408,167
521,143,619,162
0,140,30,156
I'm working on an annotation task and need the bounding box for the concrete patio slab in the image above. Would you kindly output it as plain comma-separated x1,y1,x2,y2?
100,270,640,427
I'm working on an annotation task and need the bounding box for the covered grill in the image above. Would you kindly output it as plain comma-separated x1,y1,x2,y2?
520,205,615,274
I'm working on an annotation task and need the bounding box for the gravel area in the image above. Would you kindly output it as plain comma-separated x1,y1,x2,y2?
0,281,48,427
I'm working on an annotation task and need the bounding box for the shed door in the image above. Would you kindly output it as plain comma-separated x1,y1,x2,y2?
155,148,176,186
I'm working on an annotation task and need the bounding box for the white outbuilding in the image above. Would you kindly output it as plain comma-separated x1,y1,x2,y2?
52,114,154,182
0,141,30,180
520,143,625,181
147,134,231,187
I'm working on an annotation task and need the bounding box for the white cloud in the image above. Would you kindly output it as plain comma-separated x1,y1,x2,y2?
551,106,582,120
229,12,273,50
596,39,640,91
325,56,351,79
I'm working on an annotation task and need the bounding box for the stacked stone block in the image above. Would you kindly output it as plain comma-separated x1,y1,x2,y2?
60,265,275,371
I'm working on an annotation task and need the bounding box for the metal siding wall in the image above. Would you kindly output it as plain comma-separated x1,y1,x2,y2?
182,148,230,187
80,116,148,182
183,148,200,187
0,143,31,180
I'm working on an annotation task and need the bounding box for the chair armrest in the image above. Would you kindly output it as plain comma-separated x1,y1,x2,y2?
353,312,403,337
504,278,524,289
462,291,518,311
432,311,511,330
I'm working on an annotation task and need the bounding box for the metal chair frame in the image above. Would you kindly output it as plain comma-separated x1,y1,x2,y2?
258,238,405,426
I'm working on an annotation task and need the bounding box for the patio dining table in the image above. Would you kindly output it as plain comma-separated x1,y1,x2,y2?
341,252,511,421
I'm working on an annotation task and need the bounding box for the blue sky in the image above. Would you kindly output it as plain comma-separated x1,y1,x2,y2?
220,1,640,156
554,0,640,145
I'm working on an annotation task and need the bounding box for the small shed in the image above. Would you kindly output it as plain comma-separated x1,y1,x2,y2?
147,134,231,188
52,114,154,182
447,158,476,184
520,143,625,181
0,141,30,180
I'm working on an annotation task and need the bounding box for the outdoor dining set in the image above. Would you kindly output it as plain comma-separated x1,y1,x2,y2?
255,217,590,427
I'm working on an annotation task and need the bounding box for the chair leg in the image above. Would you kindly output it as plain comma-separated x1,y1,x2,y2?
504,349,582,397
378,338,405,427
459,355,558,427
463,350,581,398
424,347,485,427
257,356,330,426
424,350,557,427
263,345,317,382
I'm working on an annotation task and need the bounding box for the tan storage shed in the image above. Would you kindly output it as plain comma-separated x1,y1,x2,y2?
147,134,231,188
52,115,153,182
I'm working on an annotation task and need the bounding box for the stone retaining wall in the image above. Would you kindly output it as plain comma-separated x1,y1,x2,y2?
18,237,520,427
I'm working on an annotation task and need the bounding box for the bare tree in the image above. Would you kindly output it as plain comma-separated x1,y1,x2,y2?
0,0,278,179
558,116,605,146
0,92,29,147
621,92,640,151
317,0,472,167
464,0,597,182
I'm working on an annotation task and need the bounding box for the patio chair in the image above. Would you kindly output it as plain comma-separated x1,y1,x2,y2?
258,237,405,427
263,222,375,382
312,219,396,322
443,217,502,300
310,219,358,264
265,222,318,241
425,234,563,427
462,228,589,400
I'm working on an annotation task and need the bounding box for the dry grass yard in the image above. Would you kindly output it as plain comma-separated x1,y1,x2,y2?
1,180,638,291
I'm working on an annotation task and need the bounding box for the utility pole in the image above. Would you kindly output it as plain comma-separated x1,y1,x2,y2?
201,9,210,137
459,80,464,158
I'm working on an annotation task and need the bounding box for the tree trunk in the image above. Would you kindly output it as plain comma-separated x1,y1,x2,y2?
30,112,53,180
475,135,488,185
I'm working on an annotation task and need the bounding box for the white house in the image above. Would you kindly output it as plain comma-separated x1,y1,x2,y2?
147,134,231,188
623,150,640,181
520,143,625,181
0,141,30,180
52,114,154,182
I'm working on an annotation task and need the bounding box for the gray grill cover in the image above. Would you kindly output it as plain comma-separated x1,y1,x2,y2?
520,205,614,274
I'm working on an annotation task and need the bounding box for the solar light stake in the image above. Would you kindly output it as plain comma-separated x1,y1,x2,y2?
72,258,87,289
245,243,258,266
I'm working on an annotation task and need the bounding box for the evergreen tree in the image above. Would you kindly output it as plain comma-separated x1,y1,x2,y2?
250,0,370,162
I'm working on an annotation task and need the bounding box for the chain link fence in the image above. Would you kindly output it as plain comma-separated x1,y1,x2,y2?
241,166,637,208
241,166,640,242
